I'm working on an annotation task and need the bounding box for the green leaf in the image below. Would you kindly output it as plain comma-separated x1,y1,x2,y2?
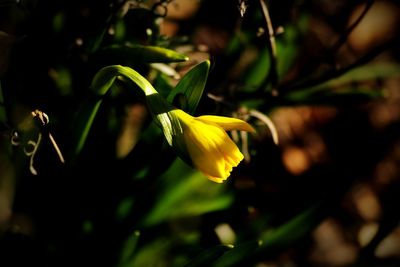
211,241,261,267
214,204,325,267
123,238,173,267
72,65,158,156
167,60,210,115
141,158,233,227
276,25,300,80
97,44,189,64
182,245,234,267
115,197,135,221
117,230,141,267
153,71,175,98
309,63,400,91
72,87,112,157
213,241,261,267
285,86,384,105
260,204,323,249
284,63,400,104
242,47,271,91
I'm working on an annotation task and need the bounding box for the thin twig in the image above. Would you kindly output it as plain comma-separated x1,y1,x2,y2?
238,0,249,18
328,0,375,56
280,0,375,93
151,0,174,17
48,133,65,163
240,130,251,162
249,109,279,145
207,93,238,110
259,0,278,93
0,80,7,124
282,40,393,92
25,133,42,176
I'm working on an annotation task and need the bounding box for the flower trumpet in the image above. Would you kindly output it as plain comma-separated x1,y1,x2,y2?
167,110,255,183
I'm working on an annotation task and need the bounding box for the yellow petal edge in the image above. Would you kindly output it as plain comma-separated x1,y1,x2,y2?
172,109,254,183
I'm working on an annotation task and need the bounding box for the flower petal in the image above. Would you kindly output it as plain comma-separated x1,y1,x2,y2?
183,120,228,178
197,115,255,132
206,175,226,183
171,109,246,182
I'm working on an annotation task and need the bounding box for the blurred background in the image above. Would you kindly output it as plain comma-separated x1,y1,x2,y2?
1,0,400,266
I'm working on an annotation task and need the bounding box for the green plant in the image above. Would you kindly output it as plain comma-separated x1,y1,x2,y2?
1,1,400,266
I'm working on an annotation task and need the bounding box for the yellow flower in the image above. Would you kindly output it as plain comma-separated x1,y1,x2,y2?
83,65,255,183
170,109,255,183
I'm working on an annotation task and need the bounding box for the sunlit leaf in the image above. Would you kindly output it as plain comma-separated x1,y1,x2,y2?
72,65,157,156
97,44,189,64
167,60,210,115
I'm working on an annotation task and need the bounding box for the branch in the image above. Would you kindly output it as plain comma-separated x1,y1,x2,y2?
259,0,278,94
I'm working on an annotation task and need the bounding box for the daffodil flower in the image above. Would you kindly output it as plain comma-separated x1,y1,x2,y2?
162,109,255,183
82,65,255,183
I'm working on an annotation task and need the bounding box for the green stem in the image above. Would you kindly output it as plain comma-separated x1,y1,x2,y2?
91,65,157,96
73,65,158,156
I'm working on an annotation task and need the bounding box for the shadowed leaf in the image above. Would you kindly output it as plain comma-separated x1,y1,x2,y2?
141,158,233,227
183,245,234,267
